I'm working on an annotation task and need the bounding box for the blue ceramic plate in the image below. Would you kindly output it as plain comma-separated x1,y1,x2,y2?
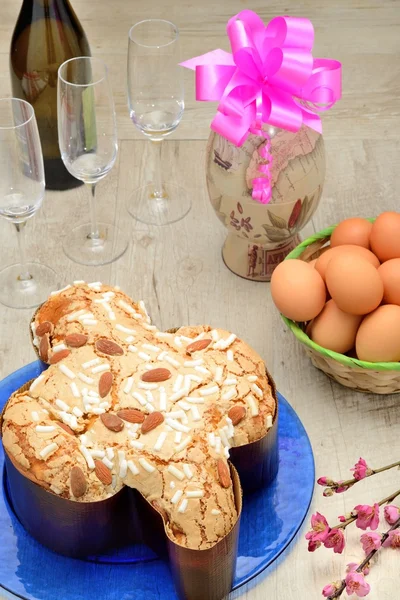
0,361,314,600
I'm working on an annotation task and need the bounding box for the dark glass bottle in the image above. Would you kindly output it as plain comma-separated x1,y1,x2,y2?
10,0,91,190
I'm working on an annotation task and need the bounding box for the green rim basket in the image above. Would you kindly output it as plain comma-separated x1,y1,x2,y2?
281,221,400,394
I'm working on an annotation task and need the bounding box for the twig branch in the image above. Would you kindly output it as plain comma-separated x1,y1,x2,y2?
334,488,400,530
326,460,400,491
327,516,400,600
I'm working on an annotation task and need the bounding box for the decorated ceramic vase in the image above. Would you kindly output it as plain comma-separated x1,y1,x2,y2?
206,125,325,281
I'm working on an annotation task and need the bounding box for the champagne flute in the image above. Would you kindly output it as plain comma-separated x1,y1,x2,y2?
127,19,191,225
0,98,58,309
58,56,128,265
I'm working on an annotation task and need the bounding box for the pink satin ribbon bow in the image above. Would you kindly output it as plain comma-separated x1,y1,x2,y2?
182,10,342,203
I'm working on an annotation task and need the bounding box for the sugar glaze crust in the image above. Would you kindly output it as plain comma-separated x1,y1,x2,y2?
2,282,276,550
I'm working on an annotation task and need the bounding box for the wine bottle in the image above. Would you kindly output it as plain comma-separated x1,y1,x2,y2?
10,0,91,191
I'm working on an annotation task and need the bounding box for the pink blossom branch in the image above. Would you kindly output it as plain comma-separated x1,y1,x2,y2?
335,488,400,531
326,516,400,600
322,460,400,492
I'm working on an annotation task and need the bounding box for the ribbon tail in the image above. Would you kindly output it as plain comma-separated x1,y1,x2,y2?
211,101,257,146
180,49,235,70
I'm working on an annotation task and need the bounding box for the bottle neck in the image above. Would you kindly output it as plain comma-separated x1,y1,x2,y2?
20,0,77,25
22,0,72,8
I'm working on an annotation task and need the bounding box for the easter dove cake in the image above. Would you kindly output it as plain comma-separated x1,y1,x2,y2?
1,282,276,553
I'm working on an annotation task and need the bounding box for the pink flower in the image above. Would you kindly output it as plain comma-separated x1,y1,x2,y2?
345,572,370,597
324,528,345,554
322,583,338,597
323,488,334,497
336,481,350,493
351,458,371,481
382,529,400,549
308,538,322,552
384,505,400,525
338,515,347,522
346,563,369,576
355,504,380,530
305,512,330,551
360,532,381,554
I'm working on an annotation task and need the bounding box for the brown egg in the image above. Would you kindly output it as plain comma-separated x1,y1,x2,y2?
370,212,400,262
378,259,400,305
315,245,380,281
311,299,362,353
330,217,373,249
270,259,326,322
325,254,384,315
356,305,400,362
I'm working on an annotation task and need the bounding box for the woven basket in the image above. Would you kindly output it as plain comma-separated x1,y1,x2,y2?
281,222,400,395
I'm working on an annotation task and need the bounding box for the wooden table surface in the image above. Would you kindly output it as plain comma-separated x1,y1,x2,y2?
1,1,399,599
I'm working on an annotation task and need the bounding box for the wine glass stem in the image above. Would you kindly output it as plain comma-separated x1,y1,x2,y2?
87,183,100,240
151,139,164,198
14,221,32,281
